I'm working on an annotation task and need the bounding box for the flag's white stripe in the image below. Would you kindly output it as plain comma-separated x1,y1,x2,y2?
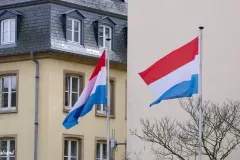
69,66,106,113
91,67,106,94
149,55,199,97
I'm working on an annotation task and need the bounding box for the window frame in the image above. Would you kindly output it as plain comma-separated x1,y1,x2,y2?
0,71,18,114
99,25,112,50
95,78,115,118
62,10,85,46
0,135,17,160
63,70,84,112
94,17,116,51
63,134,83,160
0,18,16,45
66,18,81,44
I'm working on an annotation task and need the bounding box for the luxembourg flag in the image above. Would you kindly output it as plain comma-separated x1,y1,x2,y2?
62,50,107,129
139,37,199,107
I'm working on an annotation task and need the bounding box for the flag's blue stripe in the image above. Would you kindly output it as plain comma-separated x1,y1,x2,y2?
62,85,106,129
150,74,198,107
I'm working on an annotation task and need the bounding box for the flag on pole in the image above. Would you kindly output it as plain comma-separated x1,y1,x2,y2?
139,37,199,107
62,50,107,129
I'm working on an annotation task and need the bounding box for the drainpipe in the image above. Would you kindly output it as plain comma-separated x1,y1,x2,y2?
31,52,39,160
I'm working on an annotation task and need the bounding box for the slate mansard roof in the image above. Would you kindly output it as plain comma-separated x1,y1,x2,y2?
0,0,127,64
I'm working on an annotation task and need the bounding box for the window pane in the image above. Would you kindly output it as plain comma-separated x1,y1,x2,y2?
11,92,16,107
64,140,68,156
72,93,78,107
0,141,7,152
3,21,8,32
97,104,101,111
67,30,72,41
71,141,77,156
10,31,15,42
10,140,15,154
72,77,79,92
2,77,9,92
99,37,103,47
65,76,70,92
99,27,103,36
3,93,8,108
65,92,69,107
10,20,15,31
105,28,110,38
71,158,77,160
0,158,7,160
64,158,68,160
11,77,16,92
105,40,111,50
96,143,100,158
103,144,107,159
3,32,8,43
67,19,72,30
9,158,15,160
103,104,106,112
74,21,79,31
74,31,79,42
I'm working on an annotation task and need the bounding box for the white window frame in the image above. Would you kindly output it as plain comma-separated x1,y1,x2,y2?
0,139,15,159
1,19,16,45
0,75,17,111
65,75,80,110
96,142,107,160
99,25,112,50
67,18,81,43
64,139,79,160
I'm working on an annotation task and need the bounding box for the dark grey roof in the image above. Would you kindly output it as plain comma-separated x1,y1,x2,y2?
0,2,127,64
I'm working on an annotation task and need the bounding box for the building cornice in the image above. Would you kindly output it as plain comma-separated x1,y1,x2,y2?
0,0,128,20
0,52,127,71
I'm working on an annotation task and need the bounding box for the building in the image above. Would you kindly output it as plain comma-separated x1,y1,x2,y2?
0,0,127,160
127,0,240,160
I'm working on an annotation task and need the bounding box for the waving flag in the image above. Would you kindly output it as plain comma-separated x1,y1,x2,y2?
139,37,199,107
63,50,107,129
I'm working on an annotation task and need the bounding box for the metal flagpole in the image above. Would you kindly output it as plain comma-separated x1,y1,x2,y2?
198,26,204,160
106,38,111,160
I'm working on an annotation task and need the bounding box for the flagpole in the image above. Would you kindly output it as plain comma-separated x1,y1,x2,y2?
198,26,204,160
106,38,111,160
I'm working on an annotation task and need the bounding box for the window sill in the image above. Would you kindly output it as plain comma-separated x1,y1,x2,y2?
63,108,70,113
95,112,115,119
0,43,16,48
0,110,17,114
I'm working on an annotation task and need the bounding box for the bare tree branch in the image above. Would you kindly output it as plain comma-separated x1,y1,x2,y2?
130,97,240,160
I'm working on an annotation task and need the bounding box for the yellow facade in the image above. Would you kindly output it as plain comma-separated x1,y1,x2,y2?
0,56,127,160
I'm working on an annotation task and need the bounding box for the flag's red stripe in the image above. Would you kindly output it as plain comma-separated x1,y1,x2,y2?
139,37,199,85
89,50,106,80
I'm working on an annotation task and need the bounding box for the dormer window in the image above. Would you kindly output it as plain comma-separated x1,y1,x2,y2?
62,10,85,45
1,19,16,44
99,25,112,50
94,17,116,51
67,18,81,43
0,10,22,46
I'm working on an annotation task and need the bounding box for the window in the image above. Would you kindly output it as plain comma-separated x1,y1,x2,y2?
94,17,116,51
64,139,80,160
1,19,16,44
96,79,115,116
65,74,83,110
62,10,85,45
99,25,112,50
0,75,17,111
67,18,81,43
0,139,16,160
96,142,107,160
